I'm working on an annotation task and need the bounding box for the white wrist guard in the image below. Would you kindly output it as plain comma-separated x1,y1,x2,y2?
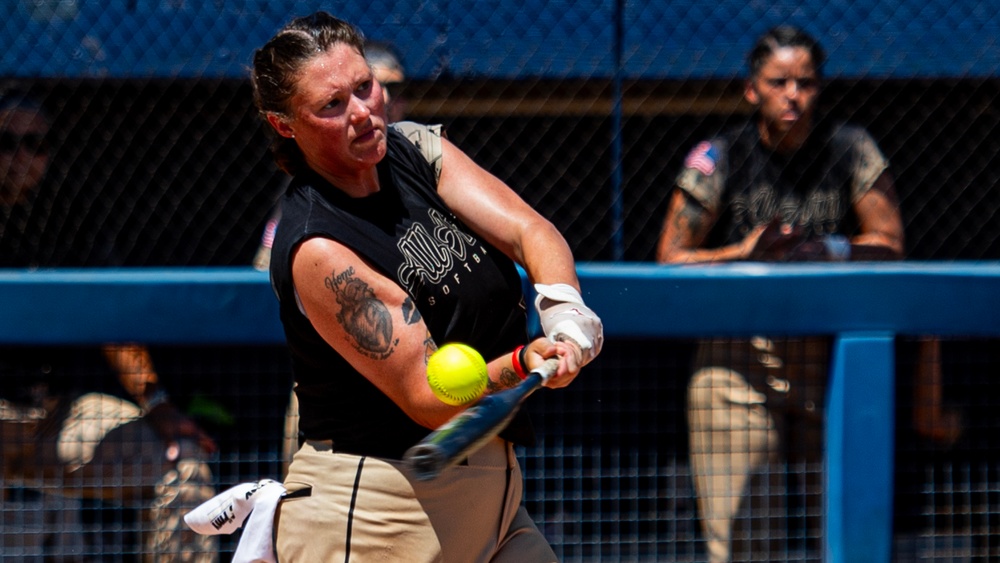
533,283,604,364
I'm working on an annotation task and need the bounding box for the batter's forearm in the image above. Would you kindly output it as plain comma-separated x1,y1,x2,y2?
518,221,580,288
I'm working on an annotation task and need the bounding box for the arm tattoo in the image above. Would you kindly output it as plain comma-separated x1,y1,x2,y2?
423,332,436,366
489,367,523,392
401,296,422,325
325,267,398,360
675,196,707,238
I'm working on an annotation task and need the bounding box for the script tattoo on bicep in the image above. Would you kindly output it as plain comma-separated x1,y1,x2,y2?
325,267,397,360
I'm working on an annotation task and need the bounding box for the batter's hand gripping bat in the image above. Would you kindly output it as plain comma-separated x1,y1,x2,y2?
404,358,559,481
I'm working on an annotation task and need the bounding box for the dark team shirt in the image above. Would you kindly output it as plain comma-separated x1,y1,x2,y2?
677,120,888,247
269,124,532,459
677,120,891,409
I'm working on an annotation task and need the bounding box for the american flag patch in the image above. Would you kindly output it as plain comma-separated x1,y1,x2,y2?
684,141,718,176
261,218,279,249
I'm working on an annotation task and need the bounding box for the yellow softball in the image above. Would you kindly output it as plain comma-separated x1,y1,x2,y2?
427,343,489,406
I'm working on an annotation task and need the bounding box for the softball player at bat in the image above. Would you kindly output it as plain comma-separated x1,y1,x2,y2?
249,12,603,561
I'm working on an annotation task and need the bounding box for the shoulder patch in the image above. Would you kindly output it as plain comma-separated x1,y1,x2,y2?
684,141,718,176
390,121,443,182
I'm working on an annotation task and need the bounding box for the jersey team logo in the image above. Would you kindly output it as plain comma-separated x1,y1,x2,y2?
397,208,479,291
684,141,718,176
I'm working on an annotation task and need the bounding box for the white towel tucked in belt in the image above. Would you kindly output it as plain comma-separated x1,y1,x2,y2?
184,478,286,563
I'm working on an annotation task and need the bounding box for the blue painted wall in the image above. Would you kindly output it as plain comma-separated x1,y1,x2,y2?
2,261,999,344
2,1,997,79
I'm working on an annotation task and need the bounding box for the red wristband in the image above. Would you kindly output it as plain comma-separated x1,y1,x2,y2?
511,345,528,380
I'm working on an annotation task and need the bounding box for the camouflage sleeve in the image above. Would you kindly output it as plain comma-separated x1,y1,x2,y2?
252,207,282,272
675,140,727,215
389,121,444,182
846,127,890,203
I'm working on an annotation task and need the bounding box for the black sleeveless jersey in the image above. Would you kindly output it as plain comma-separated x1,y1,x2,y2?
677,120,888,248
269,126,533,458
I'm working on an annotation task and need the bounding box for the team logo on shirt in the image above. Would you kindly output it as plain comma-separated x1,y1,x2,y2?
396,209,487,299
685,141,718,176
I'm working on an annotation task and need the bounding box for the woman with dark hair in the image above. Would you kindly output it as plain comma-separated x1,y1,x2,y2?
250,12,602,561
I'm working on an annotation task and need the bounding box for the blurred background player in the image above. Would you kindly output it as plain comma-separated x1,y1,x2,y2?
0,88,218,562
655,26,905,562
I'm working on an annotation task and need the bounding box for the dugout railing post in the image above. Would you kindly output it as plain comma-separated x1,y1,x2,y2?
826,332,896,563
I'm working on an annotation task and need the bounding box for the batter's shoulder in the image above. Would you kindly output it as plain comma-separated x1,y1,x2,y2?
389,121,444,181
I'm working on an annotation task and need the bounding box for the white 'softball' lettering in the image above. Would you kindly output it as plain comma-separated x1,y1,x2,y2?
397,209,483,294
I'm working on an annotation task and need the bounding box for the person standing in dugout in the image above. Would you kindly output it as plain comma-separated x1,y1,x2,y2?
656,25,905,562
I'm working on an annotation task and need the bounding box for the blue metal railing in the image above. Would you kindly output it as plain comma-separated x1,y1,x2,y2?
3,1,997,80
3,261,1000,562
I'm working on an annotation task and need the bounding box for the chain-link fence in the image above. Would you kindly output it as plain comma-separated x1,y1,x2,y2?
2,1,1000,561
2,1,998,265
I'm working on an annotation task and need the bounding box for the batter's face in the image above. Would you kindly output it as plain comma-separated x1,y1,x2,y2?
0,107,50,207
745,46,820,152
269,43,388,177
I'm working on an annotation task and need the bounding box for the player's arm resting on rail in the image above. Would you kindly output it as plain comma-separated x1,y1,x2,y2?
849,171,905,260
435,137,595,381
656,188,763,264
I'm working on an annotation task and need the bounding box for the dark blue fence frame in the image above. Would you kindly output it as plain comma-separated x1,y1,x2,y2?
2,261,999,562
